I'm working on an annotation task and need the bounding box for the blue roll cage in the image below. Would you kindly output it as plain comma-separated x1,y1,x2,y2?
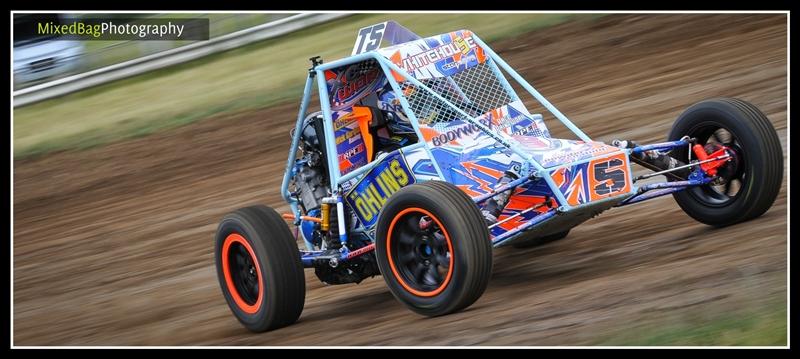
280,34,715,267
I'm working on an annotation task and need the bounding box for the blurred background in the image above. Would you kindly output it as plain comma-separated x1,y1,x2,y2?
12,12,787,346
13,13,293,89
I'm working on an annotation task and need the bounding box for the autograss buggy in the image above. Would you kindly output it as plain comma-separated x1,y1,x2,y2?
214,22,783,331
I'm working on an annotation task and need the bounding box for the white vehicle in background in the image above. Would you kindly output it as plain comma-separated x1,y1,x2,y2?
13,14,85,88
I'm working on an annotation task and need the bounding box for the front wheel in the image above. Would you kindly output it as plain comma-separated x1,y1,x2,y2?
214,205,306,332
668,98,783,227
375,180,493,317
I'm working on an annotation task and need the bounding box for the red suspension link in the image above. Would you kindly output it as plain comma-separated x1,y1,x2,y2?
692,144,730,176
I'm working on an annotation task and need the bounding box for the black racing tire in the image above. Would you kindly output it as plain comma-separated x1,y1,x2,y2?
668,98,783,227
511,230,571,249
214,205,305,332
375,180,493,317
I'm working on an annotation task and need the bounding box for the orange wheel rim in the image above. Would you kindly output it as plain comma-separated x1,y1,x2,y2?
222,233,264,314
386,208,454,297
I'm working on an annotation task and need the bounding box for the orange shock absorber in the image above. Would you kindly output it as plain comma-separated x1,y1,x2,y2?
320,203,331,232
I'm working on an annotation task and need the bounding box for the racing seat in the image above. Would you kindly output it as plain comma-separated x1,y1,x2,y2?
340,105,388,163
336,105,402,175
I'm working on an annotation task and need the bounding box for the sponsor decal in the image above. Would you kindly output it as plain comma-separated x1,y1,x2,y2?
493,113,525,131
395,35,478,74
588,153,631,200
565,167,588,205
338,143,365,163
551,164,589,206
430,122,482,146
352,22,386,55
327,65,384,110
379,99,403,113
454,160,505,197
336,120,368,175
514,125,541,136
345,153,415,228
333,115,356,131
550,153,632,205
335,127,362,145
423,104,547,147
483,104,547,137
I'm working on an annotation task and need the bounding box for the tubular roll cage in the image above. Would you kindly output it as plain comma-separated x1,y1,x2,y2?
280,34,717,266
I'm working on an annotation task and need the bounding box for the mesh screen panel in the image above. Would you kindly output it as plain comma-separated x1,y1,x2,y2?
399,60,515,132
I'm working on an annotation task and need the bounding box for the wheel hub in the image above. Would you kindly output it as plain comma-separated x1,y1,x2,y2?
685,126,748,205
388,209,453,294
229,243,260,305
415,236,434,260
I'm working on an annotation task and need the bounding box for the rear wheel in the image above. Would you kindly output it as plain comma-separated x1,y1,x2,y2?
668,98,783,227
375,181,493,316
215,205,305,332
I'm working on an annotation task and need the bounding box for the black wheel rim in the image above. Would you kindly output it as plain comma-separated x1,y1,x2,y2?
389,210,452,294
227,242,260,305
684,124,746,207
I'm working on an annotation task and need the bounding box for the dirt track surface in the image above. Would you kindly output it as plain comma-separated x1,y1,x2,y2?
13,14,787,345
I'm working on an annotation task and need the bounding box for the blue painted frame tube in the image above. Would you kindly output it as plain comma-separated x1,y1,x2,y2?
618,178,711,206
314,52,446,247
300,247,354,268
473,174,536,204
315,69,341,190
316,52,379,72
290,42,712,248
313,50,587,241
319,52,569,208
376,56,570,208
637,180,706,191
281,74,316,221
375,58,446,180
337,152,386,183
378,58,519,150
491,209,557,246
300,250,324,268
336,196,348,245
314,68,351,245
472,35,592,143
630,140,689,154
618,187,685,206
316,52,448,185
300,253,316,268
